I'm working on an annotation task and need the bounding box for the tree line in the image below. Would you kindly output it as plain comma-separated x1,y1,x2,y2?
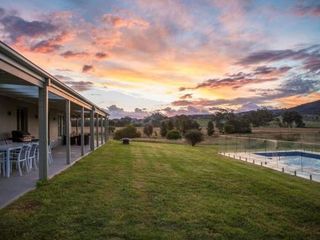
110,109,306,146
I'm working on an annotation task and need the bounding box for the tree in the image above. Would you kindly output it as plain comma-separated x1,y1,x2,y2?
282,111,304,128
108,120,116,133
143,124,153,137
214,110,234,133
207,120,214,136
184,129,203,146
224,117,251,134
167,119,174,131
174,115,200,135
245,108,274,127
166,130,181,140
113,125,141,140
143,113,167,127
160,121,167,137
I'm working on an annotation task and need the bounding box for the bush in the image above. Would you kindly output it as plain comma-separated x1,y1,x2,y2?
224,122,235,134
166,130,181,140
113,125,141,140
184,129,203,146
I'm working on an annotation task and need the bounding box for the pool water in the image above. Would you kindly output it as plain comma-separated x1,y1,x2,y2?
255,151,320,170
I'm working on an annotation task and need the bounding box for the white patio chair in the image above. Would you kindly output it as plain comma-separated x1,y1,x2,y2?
48,142,53,165
10,145,30,176
28,143,38,170
34,142,53,166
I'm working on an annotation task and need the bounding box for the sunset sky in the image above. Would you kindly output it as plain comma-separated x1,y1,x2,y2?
0,0,319,118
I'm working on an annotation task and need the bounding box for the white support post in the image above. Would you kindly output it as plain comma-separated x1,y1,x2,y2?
38,84,48,180
104,116,108,142
90,109,94,151
81,107,85,156
100,115,104,144
65,100,71,164
96,113,99,146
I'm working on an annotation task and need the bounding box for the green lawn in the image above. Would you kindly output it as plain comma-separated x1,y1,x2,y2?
1,141,320,239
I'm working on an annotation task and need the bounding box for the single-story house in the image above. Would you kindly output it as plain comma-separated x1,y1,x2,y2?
0,41,108,181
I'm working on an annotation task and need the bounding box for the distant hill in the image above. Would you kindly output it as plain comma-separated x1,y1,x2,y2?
285,100,320,115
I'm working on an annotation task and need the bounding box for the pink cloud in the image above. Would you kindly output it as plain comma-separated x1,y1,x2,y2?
102,14,149,29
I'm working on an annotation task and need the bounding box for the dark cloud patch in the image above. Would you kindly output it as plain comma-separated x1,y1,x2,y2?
64,80,93,91
237,49,300,65
30,31,70,53
160,106,209,117
237,45,320,74
279,77,320,95
0,14,57,42
61,50,88,58
95,52,108,58
82,65,94,73
54,74,73,81
208,106,227,112
180,93,192,99
294,3,320,17
31,39,61,53
180,65,291,91
107,105,149,119
54,74,93,91
173,76,320,108
0,9,72,54
108,105,123,112
303,56,320,73
253,66,292,75
193,77,277,90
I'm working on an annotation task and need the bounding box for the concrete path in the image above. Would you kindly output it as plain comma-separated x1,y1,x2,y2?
0,143,100,208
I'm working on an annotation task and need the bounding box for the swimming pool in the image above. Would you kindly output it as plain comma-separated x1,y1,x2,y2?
254,151,320,171
220,150,320,182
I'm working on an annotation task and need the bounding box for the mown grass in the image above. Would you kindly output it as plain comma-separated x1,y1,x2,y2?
0,141,320,239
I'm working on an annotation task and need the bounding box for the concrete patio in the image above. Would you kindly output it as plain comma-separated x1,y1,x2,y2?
0,141,102,208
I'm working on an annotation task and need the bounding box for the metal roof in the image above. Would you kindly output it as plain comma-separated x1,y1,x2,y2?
0,41,108,116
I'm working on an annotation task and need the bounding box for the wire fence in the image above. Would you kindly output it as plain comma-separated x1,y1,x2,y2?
217,135,320,182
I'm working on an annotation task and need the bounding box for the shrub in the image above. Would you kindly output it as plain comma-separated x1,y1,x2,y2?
113,125,141,140
224,122,235,134
143,124,153,137
184,129,203,146
166,130,181,140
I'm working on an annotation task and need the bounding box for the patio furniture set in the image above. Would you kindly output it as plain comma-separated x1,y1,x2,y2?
0,131,53,178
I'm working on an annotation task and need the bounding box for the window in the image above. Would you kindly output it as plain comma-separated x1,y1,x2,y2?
58,115,65,137
17,108,28,132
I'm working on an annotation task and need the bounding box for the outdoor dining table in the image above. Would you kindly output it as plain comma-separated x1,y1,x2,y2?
0,143,25,178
